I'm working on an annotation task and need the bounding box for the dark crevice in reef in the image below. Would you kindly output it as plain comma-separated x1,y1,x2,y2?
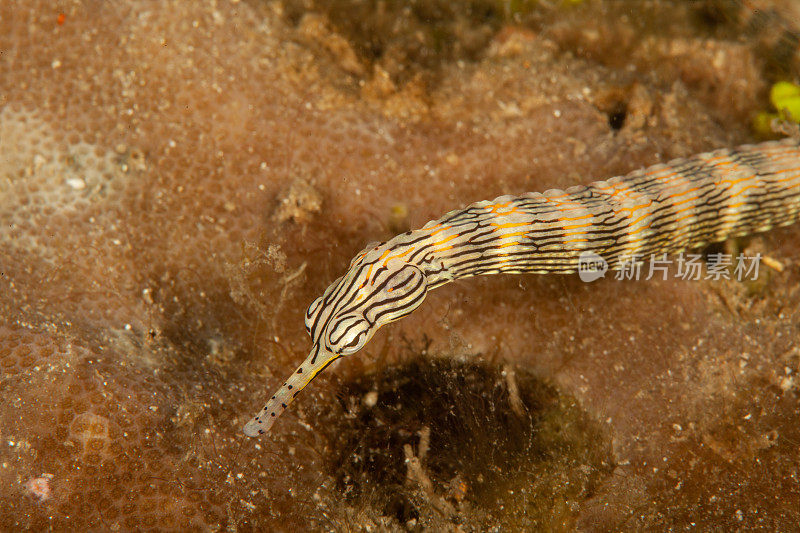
318,356,614,529
607,100,628,130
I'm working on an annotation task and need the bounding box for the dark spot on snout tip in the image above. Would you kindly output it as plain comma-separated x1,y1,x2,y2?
297,368,303,374
288,385,293,389
271,412,276,417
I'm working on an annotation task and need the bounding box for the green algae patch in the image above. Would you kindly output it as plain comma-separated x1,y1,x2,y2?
754,81,800,136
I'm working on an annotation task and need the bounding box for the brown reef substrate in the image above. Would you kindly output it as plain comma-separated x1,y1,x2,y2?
1,0,799,530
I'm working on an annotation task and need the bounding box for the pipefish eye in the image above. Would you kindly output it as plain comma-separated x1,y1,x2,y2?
304,296,324,336
327,315,371,356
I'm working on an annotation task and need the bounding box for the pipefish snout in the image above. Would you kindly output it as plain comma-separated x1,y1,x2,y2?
243,138,800,437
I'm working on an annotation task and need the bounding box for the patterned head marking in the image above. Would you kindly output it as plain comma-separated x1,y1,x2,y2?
243,243,429,436
305,247,428,355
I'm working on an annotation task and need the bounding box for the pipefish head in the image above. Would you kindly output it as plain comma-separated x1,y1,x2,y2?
306,247,430,356
243,244,429,437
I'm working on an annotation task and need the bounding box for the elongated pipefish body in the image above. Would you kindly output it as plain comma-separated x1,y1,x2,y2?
243,138,800,437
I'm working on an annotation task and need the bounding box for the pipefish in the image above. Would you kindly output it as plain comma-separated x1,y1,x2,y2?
243,138,800,437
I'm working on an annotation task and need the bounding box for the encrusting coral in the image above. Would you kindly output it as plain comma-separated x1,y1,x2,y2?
1,1,799,530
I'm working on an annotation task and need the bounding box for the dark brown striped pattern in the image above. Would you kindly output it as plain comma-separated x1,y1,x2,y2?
243,138,800,437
